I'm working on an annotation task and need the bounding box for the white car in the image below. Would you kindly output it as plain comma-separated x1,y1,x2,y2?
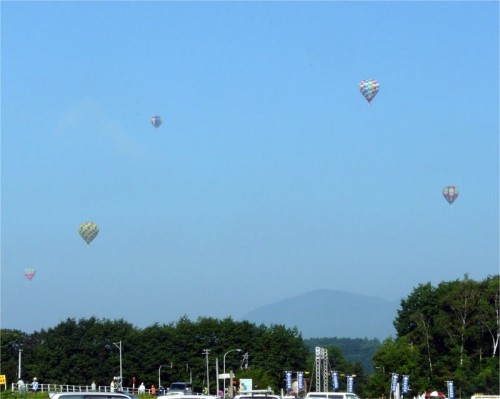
305,392,360,399
235,389,281,399
49,392,132,399
157,396,216,399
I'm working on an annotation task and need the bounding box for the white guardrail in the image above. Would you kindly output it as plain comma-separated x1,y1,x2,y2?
9,384,156,395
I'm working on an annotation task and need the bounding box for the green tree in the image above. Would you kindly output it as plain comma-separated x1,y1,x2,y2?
0,329,28,384
368,275,500,397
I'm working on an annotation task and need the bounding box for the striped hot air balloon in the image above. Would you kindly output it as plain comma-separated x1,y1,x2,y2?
359,79,380,103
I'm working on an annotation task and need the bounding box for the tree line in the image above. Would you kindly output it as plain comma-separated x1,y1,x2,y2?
366,274,499,397
1,275,498,398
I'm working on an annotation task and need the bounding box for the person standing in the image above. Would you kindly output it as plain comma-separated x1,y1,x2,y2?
31,378,39,392
17,378,26,397
91,381,97,391
138,383,146,394
110,380,116,392
151,385,156,395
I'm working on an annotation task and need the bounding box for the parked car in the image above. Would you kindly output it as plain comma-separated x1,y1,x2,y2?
49,392,132,399
305,392,360,399
167,382,193,395
117,390,140,399
235,389,281,399
158,396,215,399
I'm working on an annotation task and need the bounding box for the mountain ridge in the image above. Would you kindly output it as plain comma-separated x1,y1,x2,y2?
239,288,401,339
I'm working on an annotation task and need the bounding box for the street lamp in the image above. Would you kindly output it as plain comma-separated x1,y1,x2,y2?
202,349,210,394
159,365,166,392
223,349,241,397
113,341,123,389
18,349,23,379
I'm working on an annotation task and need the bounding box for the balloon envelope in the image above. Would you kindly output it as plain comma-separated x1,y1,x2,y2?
24,268,36,281
151,115,162,128
359,79,379,103
79,222,99,245
443,186,459,205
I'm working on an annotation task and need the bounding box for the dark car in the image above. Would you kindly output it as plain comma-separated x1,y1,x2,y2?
117,390,140,399
168,382,193,395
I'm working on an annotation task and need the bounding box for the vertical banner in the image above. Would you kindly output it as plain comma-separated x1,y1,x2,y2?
286,371,292,391
347,376,354,393
447,381,454,399
331,371,339,391
391,374,399,393
402,376,409,395
297,372,304,392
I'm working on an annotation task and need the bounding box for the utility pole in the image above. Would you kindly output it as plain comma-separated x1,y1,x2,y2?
18,349,23,379
216,358,219,395
113,341,123,389
240,352,249,370
159,365,166,392
202,349,210,394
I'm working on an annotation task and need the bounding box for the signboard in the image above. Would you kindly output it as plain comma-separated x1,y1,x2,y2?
239,379,253,392
0,375,6,388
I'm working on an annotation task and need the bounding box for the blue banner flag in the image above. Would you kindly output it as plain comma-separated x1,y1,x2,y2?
331,371,339,391
391,374,399,393
447,381,454,399
297,372,304,391
402,376,409,394
286,371,292,391
347,376,354,393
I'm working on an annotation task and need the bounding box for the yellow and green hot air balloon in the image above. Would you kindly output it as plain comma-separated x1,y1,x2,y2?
79,222,99,246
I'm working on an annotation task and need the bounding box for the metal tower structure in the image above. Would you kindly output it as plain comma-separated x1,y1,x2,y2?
315,347,321,392
322,348,328,392
315,347,329,392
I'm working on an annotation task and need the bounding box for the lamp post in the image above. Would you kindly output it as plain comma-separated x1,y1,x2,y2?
18,349,23,379
159,365,166,392
223,349,241,397
113,341,123,389
186,364,192,384
202,349,210,394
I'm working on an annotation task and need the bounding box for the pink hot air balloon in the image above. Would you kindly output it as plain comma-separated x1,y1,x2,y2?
443,186,459,205
24,268,36,282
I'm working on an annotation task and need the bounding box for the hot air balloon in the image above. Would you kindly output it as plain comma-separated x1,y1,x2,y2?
359,79,379,103
151,115,162,128
79,222,99,246
443,186,459,205
24,268,36,281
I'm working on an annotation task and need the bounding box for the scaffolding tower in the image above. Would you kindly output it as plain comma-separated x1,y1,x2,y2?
315,347,329,392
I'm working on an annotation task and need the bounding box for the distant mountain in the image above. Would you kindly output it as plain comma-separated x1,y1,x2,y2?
240,289,400,339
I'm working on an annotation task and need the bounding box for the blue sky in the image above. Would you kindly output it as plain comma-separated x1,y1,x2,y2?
2,1,498,334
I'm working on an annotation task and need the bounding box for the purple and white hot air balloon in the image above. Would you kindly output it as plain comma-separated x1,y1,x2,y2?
443,186,459,205
151,115,163,128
